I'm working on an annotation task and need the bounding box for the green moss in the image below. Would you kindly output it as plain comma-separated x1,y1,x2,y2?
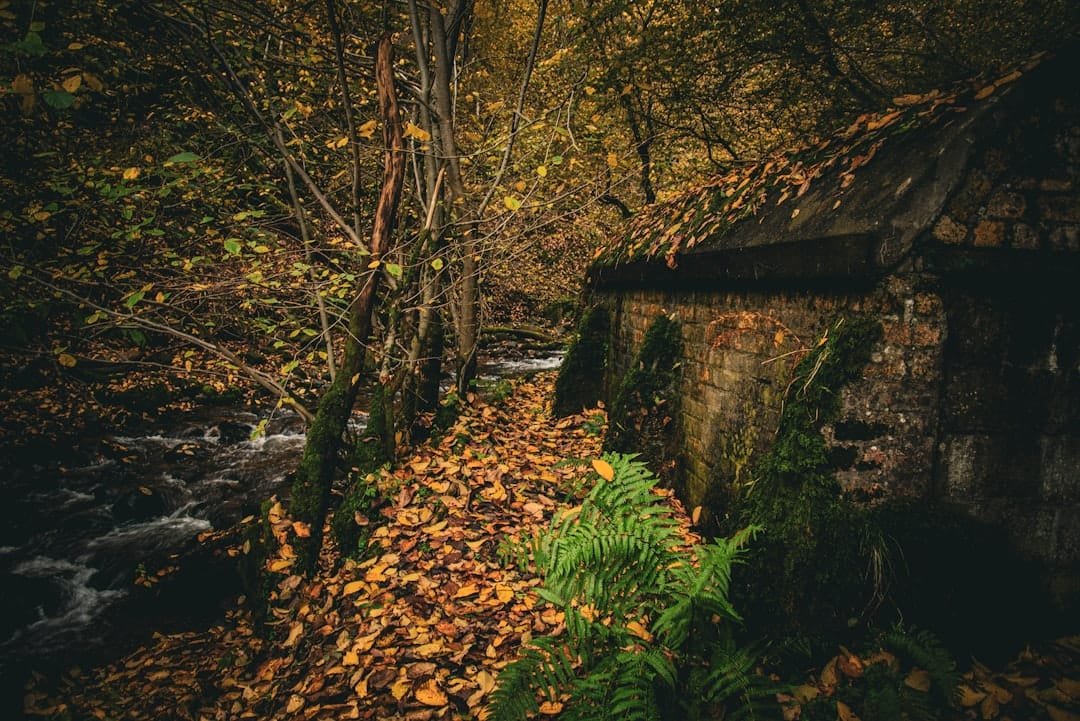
726,316,883,640
331,477,380,560
289,379,352,573
553,304,610,417
603,314,682,481
236,498,276,622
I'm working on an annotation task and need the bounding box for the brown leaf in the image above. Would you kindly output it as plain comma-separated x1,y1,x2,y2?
959,684,987,707
837,700,861,721
904,669,931,692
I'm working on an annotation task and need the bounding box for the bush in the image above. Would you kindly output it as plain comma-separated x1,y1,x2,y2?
490,453,771,721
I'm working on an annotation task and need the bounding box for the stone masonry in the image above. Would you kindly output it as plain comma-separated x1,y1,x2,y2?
589,50,1080,580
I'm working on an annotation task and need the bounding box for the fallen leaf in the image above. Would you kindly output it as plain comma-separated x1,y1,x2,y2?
837,700,860,721
905,669,931,692
591,458,614,481
415,680,448,707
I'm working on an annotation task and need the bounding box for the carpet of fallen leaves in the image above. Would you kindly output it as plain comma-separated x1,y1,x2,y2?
22,374,1080,721
25,374,611,720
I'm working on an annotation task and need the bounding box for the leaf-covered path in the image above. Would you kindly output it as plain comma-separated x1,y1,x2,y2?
25,374,620,720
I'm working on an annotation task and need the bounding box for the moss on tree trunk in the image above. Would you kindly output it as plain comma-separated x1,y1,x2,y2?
552,304,610,417
603,314,682,482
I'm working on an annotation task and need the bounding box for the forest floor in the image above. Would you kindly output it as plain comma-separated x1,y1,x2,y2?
21,375,1080,721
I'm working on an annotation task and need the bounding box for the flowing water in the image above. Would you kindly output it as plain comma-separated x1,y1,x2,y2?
0,350,563,681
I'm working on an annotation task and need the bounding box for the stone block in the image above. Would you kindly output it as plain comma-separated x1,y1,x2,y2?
986,189,1027,219
1040,435,1080,501
933,214,969,244
1048,225,1079,252
1039,195,1080,223
973,219,1006,247
1011,222,1040,250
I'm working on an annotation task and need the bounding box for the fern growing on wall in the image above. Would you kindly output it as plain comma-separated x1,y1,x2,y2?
490,453,772,721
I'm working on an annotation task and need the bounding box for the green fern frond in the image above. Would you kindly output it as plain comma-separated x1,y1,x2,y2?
489,453,764,721
882,625,960,707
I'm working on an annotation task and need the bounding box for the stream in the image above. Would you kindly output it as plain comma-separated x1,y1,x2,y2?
0,349,563,685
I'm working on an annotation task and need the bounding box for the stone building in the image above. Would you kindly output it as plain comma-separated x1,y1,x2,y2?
587,51,1079,587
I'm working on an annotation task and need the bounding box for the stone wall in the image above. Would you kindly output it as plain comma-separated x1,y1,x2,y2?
597,265,1080,573
599,269,947,513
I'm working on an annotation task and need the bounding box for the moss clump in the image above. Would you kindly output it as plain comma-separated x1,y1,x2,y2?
289,380,352,573
331,477,380,560
603,314,682,481
236,498,277,622
552,304,610,417
727,316,882,641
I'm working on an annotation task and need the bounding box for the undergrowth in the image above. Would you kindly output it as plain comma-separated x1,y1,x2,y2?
490,453,773,721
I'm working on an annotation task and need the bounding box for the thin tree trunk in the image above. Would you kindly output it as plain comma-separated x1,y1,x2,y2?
325,0,365,235
428,4,480,396
289,34,405,574
274,124,337,381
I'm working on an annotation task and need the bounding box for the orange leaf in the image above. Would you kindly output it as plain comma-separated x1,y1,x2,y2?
343,580,365,596
415,680,448,707
591,458,614,481
539,700,564,715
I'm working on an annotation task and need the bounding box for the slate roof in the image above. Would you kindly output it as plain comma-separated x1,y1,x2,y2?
592,50,1061,287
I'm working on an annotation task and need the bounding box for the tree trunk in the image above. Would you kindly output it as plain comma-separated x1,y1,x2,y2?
289,34,405,574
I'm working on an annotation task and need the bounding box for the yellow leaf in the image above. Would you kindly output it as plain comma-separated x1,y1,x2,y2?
343,580,365,596
62,74,81,93
284,621,304,648
68,42,86,50
837,700,861,721
591,458,614,481
606,152,618,168
252,245,270,253
123,167,140,180
536,165,547,177
495,584,514,603
476,670,497,694
57,353,77,368
454,583,479,599
367,259,381,269
267,558,293,572
82,72,103,92
285,695,304,713
626,620,653,642
974,84,996,101
358,119,378,139
904,669,931,692
503,196,521,211
415,680,448,706
691,506,702,525
343,650,359,666
391,675,411,700
403,121,431,142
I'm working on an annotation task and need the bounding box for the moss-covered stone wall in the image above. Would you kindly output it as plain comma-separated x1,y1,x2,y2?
600,273,947,515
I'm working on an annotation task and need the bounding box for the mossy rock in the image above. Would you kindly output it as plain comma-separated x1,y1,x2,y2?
552,304,610,417
603,314,682,481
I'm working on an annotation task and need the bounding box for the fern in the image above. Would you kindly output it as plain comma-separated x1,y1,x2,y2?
489,453,772,721
881,625,960,707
